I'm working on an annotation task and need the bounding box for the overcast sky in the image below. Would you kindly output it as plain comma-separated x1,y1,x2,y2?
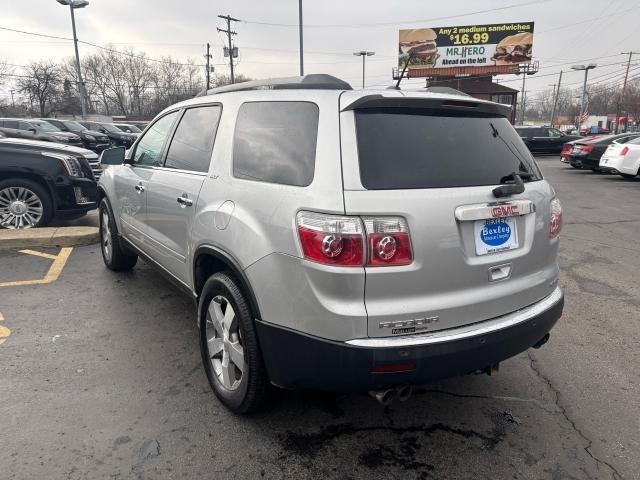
1,0,639,98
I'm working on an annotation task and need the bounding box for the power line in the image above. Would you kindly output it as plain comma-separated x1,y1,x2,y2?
241,0,549,28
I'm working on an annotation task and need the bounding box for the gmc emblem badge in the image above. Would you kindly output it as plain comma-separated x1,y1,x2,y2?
492,205,519,218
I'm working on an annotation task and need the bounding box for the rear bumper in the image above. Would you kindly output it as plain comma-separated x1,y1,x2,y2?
256,287,563,392
569,155,600,168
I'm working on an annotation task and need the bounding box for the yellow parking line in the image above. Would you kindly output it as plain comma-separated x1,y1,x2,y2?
0,247,73,288
18,249,58,260
0,311,10,346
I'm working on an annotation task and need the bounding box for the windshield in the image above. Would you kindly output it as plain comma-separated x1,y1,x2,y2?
100,123,122,133
116,124,142,133
62,121,87,132
32,121,61,132
355,108,541,190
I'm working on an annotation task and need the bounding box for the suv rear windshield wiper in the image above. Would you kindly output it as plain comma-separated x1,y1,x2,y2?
493,171,530,198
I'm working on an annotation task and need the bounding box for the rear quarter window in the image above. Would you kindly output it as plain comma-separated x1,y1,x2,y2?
355,108,541,190
233,101,319,187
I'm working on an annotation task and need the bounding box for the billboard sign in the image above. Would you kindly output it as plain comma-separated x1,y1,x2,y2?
399,22,534,70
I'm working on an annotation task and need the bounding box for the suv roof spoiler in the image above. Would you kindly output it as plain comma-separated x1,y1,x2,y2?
341,94,512,118
200,74,353,96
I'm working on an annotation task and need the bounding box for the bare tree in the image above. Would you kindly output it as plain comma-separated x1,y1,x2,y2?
17,61,61,117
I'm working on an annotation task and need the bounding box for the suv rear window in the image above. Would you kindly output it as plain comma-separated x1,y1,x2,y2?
233,101,319,186
355,108,541,190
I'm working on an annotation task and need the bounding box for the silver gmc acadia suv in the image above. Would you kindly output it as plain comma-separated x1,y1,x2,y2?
98,75,564,413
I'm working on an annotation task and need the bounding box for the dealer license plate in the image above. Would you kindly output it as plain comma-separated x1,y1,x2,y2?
474,217,519,255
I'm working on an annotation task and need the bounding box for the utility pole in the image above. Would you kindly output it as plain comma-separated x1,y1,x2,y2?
217,14,239,84
9,89,15,108
519,73,527,125
550,70,563,128
615,52,638,133
204,43,212,91
298,0,304,76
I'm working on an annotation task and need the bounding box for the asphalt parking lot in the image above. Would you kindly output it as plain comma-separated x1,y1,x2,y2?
1,156,638,480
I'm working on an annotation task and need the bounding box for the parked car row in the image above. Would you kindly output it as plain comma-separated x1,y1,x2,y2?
559,133,640,179
0,117,144,153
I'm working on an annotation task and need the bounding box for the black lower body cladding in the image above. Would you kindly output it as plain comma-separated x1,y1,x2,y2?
255,293,563,392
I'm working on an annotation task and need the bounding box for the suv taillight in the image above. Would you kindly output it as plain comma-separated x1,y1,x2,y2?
364,217,413,266
296,212,413,267
549,198,562,239
296,211,364,266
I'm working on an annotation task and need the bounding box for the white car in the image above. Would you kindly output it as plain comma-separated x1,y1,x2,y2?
599,136,640,178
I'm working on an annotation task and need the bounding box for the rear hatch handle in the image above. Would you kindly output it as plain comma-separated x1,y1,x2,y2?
492,172,533,198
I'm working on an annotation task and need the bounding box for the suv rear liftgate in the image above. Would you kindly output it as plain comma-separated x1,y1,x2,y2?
338,94,561,339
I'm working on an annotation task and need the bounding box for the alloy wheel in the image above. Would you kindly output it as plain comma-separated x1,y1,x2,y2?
101,210,112,262
206,295,245,390
0,186,44,229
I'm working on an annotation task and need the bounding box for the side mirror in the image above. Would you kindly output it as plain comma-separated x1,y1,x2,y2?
99,146,126,166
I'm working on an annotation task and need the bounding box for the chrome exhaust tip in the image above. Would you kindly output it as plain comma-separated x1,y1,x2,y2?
395,384,413,402
369,389,395,406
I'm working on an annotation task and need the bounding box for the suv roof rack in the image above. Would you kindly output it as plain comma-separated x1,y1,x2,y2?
201,74,352,96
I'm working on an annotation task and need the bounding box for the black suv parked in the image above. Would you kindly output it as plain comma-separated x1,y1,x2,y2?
39,118,111,152
515,126,581,153
0,118,82,146
79,121,137,148
0,139,98,228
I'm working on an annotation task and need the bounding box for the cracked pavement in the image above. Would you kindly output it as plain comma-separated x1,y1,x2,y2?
0,157,638,479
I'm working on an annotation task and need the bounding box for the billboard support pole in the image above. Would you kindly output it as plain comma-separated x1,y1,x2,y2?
394,53,414,89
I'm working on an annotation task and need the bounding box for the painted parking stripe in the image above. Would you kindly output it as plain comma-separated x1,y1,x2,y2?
18,249,58,260
0,311,10,346
0,247,73,288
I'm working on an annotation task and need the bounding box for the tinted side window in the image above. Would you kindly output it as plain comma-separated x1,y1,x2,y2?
19,121,33,130
233,101,319,186
4,120,18,129
165,105,221,173
515,128,531,139
133,111,179,167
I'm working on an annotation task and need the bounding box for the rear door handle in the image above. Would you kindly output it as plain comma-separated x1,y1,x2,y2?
177,195,193,207
134,184,145,193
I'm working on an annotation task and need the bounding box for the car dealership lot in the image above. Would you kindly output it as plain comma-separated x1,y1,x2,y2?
1,157,638,479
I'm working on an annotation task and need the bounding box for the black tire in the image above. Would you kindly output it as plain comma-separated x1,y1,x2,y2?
590,168,601,173
571,164,582,169
621,173,637,180
0,177,53,229
99,197,137,271
199,272,268,414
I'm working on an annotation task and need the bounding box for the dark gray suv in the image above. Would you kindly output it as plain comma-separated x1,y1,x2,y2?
0,118,82,145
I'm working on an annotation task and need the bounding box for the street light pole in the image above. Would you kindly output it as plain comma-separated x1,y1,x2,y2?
57,0,89,119
298,0,304,76
353,51,375,89
572,64,596,130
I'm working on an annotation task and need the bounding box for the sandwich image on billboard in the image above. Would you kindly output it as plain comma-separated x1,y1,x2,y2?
491,32,533,64
398,22,534,70
399,28,439,67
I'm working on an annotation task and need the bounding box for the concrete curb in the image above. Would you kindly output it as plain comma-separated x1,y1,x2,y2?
0,226,99,250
